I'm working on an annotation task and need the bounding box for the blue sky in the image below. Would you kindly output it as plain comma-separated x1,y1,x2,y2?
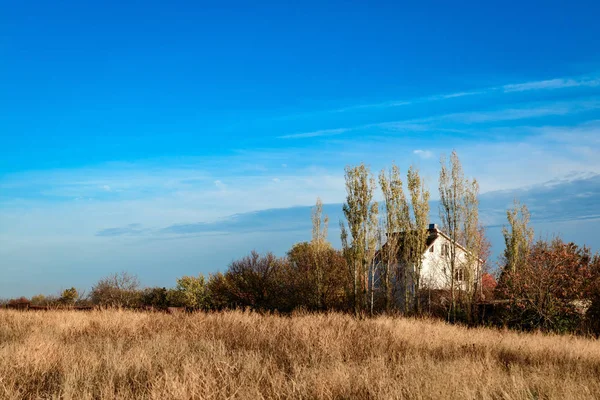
1,1,600,297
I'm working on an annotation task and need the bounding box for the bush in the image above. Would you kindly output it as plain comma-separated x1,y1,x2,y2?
287,242,350,312
167,275,208,310
7,297,30,309
584,253,600,336
496,239,592,333
212,251,293,312
90,272,141,308
60,287,78,306
141,287,169,309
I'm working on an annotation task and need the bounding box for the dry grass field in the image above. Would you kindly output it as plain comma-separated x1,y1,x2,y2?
1,310,599,399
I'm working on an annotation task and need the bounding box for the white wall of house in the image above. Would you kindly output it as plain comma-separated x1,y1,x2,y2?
379,230,482,308
421,234,480,291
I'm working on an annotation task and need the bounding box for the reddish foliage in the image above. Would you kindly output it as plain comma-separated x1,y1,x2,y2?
497,238,594,332
8,297,30,306
481,273,497,291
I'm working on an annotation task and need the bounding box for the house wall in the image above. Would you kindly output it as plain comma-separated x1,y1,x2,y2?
421,235,479,291
376,232,481,308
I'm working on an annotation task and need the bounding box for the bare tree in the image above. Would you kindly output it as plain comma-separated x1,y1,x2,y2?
90,271,141,308
341,163,379,316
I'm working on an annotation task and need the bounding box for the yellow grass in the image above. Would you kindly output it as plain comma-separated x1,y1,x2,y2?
0,309,599,399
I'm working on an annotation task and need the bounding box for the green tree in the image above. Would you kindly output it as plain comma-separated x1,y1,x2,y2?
168,275,208,309
206,273,232,310
30,294,48,306
141,287,169,309
60,287,78,306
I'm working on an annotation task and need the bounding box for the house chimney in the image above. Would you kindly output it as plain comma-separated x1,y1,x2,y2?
429,223,438,231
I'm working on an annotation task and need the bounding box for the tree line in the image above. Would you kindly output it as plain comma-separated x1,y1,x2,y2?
3,151,600,336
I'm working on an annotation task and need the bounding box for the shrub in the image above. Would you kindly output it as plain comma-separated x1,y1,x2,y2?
141,287,169,309
215,251,293,312
497,239,592,333
7,297,30,309
90,272,141,308
60,287,78,306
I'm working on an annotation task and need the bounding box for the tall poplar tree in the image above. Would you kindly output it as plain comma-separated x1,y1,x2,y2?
341,163,379,316
439,151,464,320
406,166,430,314
438,151,484,321
461,177,482,321
502,199,534,273
379,164,410,313
311,197,329,310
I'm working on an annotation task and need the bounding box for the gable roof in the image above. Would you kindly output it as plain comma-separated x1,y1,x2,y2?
378,225,484,263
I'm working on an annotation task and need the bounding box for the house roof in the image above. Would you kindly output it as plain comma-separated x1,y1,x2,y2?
379,225,484,263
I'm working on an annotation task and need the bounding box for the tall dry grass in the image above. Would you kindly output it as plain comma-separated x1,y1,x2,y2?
0,309,599,399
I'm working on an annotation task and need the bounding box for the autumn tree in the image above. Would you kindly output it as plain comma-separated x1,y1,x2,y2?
378,164,410,313
498,238,593,333
585,253,600,336
60,287,78,306
30,294,48,306
502,199,534,273
311,197,329,310
473,225,492,302
459,177,486,322
220,251,292,311
141,287,169,309
341,163,379,316
206,272,232,310
496,200,535,310
288,242,349,311
406,166,430,314
438,151,484,321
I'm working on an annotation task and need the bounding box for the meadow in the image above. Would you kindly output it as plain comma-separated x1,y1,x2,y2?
1,309,599,399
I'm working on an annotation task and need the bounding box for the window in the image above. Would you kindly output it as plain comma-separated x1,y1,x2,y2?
441,244,449,256
454,268,464,282
429,245,434,252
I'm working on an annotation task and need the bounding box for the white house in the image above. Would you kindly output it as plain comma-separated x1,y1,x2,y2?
378,224,483,300
420,224,482,292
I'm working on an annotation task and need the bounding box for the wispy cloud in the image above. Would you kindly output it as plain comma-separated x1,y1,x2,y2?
503,77,600,93
278,128,350,139
330,90,482,114
96,223,147,237
435,100,600,124
413,149,434,159
282,98,600,140
214,180,227,190
277,73,600,121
